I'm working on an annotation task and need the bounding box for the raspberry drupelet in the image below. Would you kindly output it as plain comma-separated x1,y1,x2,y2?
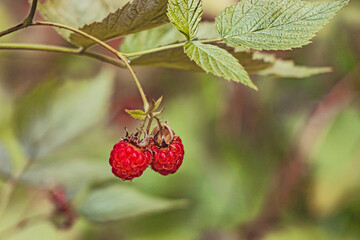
109,139,152,181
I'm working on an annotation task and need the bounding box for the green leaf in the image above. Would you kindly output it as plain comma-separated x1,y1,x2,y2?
167,0,203,40
37,0,127,43
38,0,169,48
70,0,170,47
123,25,329,78
14,70,115,160
184,41,256,90
79,185,187,222
125,109,147,120
215,0,349,50
256,56,332,78
121,24,273,73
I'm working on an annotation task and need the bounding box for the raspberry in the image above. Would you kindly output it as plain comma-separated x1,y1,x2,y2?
109,140,152,181
150,136,184,175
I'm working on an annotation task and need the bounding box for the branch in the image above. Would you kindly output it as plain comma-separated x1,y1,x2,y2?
123,38,222,58
240,65,360,240
0,43,125,68
24,0,38,26
0,0,38,37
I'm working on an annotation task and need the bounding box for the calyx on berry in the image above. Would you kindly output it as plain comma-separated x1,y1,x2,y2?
151,123,175,147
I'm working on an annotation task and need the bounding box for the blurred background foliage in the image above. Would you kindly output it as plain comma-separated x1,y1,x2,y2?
0,0,359,240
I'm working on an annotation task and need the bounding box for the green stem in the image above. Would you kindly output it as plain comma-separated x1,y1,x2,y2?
0,43,126,68
116,52,149,109
32,21,120,58
123,38,223,58
124,42,186,58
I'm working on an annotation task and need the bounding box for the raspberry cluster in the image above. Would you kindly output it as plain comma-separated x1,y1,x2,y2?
109,125,185,181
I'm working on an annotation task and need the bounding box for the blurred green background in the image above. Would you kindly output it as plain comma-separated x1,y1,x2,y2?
0,0,359,240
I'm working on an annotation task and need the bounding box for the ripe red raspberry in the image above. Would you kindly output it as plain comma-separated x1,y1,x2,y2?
109,140,152,181
150,136,184,175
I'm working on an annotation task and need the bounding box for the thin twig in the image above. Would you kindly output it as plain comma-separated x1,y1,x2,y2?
23,0,38,26
123,38,222,58
0,24,26,38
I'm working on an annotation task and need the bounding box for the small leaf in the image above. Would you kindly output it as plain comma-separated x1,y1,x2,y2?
215,0,349,50
78,185,187,222
184,41,257,90
125,109,147,120
14,70,115,160
167,0,203,40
